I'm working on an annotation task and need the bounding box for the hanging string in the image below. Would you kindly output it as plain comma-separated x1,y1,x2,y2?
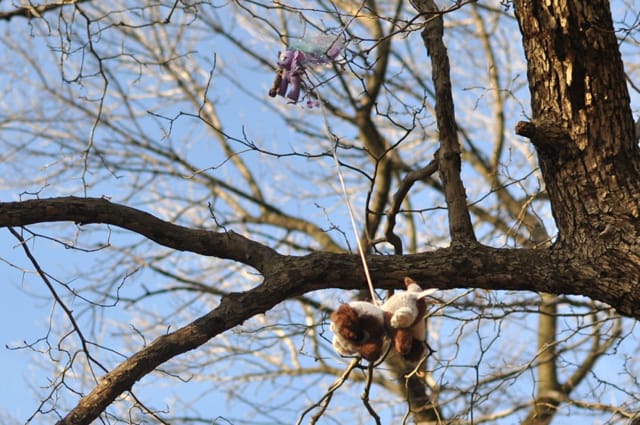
327,1,380,304
331,148,379,305
320,1,380,305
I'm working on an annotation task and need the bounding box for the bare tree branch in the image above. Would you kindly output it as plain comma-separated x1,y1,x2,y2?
2,196,640,317
0,197,280,273
419,1,477,246
1,1,639,423
55,274,300,425
386,158,439,254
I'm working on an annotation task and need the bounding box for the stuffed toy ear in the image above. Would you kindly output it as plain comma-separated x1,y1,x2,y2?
331,303,365,344
404,277,437,298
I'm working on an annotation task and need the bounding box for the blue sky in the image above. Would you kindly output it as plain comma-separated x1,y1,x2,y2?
0,248,43,421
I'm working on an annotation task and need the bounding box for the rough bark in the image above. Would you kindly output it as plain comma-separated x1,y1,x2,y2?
514,0,640,253
0,194,634,424
0,197,636,313
513,0,640,313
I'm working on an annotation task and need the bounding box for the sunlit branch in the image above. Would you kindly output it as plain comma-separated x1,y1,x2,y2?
0,0,90,22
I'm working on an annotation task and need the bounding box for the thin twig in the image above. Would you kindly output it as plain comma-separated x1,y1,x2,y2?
361,362,382,424
297,357,361,425
8,227,107,383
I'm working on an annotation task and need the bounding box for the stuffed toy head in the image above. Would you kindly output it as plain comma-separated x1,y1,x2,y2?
330,277,436,363
330,301,386,361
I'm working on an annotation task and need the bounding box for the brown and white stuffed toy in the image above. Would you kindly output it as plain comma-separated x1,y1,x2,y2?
330,277,436,363
330,301,387,361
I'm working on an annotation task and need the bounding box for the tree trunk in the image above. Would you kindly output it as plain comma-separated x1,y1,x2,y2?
514,0,640,314
514,1,640,422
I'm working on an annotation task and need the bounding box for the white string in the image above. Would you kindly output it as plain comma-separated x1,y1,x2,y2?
330,147,379,305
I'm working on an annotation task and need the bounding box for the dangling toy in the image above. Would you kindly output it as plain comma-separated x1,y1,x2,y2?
382,277,436,363
330,301,387,361
268,34,344,107
330,277,436,363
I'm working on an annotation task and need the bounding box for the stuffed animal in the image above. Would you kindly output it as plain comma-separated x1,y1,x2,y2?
330,301,386,361
382,277,436,362
330,277,436,363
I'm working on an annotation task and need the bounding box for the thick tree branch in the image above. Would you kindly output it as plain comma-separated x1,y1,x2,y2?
419,1,477,246
523,293,560,425
49,242,636,424
2,197,640,317
513,0,640,246
385,158,439,254
2,1,639,423
515,120,572,156
0,197,280,274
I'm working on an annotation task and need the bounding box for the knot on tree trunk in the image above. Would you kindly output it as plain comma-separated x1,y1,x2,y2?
515,120,574,157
